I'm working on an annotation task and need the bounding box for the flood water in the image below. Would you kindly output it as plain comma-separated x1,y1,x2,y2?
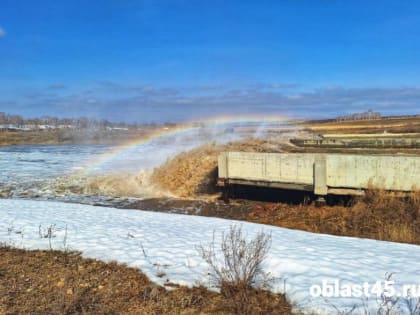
0,128,242,204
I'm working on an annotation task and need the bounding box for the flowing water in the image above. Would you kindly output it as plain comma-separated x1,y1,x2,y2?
0,128,244,205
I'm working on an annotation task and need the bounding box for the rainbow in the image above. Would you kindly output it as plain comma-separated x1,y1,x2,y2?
77,114,294,174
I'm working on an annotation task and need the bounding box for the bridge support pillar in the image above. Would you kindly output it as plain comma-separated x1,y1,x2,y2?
314,155,328,196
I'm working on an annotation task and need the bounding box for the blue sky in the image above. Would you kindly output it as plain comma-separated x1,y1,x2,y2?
0,0,419,122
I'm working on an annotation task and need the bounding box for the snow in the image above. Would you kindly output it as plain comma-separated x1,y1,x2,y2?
1,198,419,314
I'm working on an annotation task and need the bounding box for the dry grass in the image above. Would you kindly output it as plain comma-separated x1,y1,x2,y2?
148,136,420,245
304,116,420,134
0,129,150,146
150,139,289,198
198,226,276,315
147,141,420,244
149,135,419,199
0,246,295,315
249,190,420,245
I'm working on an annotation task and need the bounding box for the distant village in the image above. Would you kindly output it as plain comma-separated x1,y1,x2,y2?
336,109,381,121
0,112,175,132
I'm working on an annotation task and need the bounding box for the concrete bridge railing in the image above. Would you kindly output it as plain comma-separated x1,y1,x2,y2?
217,152,420,196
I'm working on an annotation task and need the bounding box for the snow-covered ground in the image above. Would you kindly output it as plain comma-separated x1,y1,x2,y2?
1,199,419,314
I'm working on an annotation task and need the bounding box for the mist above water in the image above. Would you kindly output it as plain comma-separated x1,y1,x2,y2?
0,122,296,204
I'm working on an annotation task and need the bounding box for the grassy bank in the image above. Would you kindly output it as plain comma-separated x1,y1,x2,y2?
246,190,420,245
0,246,294,315
122,188,420,246
148,141,420,245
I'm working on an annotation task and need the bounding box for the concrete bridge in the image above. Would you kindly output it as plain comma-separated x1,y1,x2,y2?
217,152,420,197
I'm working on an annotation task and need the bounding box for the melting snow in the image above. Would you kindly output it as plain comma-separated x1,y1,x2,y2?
1,199,419,314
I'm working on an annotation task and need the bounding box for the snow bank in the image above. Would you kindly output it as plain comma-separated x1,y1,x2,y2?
1,199,419,314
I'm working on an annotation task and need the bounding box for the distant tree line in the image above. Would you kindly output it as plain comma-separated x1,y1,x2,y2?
0,112,169,131
336,110,381,121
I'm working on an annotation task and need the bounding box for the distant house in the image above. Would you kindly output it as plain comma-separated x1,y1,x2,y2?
38,125,56,130
337,110,381,121
0,124,23,131
21,124,38,131
106,126,129,131
58,124,74,129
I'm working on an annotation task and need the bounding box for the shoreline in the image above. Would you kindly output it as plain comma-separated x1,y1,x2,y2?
0,129,155,146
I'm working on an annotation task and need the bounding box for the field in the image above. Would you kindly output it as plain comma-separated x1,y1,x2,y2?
1,115,420,314
0,129,154,146
303,116,420,134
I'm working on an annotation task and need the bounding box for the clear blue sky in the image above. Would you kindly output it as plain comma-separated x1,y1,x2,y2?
0,0,419,122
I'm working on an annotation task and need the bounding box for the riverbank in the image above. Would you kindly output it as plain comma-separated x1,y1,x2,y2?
118,189,420,246
0,129,153,146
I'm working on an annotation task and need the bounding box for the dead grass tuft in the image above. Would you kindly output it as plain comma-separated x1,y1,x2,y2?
198,226,277,315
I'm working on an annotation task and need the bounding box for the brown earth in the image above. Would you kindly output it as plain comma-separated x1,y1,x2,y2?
1,116,419,146
123,189,420,246
0,246,294,315
250,190,420,244
0,129,153,146
303,116,420,134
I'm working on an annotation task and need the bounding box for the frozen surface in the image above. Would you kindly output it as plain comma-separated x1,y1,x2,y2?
1,199,419,314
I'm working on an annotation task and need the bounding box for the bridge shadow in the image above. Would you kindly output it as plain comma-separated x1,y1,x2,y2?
226,184,313,205
224,184,353,206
